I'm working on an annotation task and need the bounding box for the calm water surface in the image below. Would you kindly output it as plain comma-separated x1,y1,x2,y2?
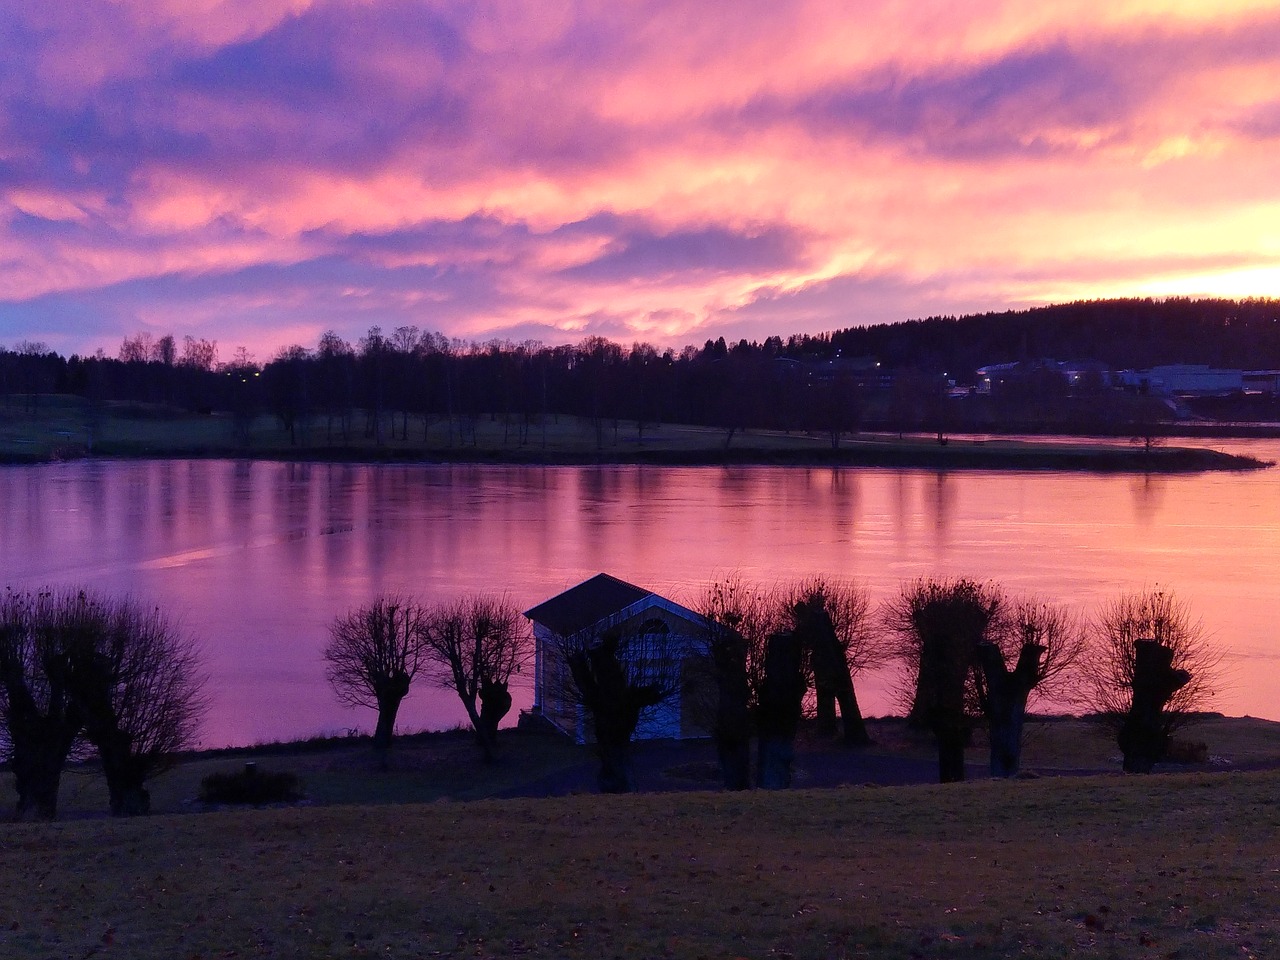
2,445,1278,747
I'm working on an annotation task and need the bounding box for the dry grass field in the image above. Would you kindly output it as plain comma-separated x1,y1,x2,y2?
1,766,1277,959
2,718,1279,958
15,715,1280,818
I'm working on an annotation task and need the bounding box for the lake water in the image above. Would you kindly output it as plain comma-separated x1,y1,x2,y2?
2,444,1278,747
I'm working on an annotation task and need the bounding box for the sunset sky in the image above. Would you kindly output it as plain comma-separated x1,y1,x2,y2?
3,0,1280,360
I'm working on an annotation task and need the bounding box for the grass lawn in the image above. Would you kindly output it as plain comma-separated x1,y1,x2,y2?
1,719,1278,957
15,715,1280,819
0,768,1277,959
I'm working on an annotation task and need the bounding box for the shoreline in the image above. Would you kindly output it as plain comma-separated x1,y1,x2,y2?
2,437,1271,473
3,399,1274,471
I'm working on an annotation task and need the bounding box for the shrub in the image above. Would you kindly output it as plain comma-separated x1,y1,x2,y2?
199,764,302,805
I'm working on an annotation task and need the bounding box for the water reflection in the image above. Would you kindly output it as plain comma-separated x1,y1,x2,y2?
1,452,1278,747
1129,473,1167,526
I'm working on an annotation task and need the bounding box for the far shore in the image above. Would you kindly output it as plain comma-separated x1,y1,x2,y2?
1,396,1273,472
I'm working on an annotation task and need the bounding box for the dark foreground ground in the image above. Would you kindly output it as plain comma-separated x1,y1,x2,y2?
23,714,1272,818
3,757,1278,959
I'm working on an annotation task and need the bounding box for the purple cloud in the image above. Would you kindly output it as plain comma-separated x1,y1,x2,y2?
561,224,808,284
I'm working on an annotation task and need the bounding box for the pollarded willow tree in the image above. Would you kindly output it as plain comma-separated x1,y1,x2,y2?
324,595,430,753
783,576,892,746
1080,588,1222,772
0,588,206,818
886,580,1086,781
0,589,84,820
422,593,531,762
884,577,1004,783
64,592,207,816
976,597,1087,777
550,615,691,795
696,577,780,789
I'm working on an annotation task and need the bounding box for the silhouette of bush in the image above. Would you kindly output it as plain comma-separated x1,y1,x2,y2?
199,765,302,805
1166,738,1209,764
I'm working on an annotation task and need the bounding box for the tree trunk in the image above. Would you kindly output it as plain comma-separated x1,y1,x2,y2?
476,679,512,763
834,682,872,747
371,669,412,753
919,632,973,783
92,729,152,817
1,674,81,820
711,629,752,790
9,725,76,820
936,727,967,783
756,631,805,789
373,696,402,752
567,636,664,794
797,599,872,746
1119,639,1190,773
978,640,1045,777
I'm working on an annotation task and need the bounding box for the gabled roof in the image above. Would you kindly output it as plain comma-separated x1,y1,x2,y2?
524,573,653,637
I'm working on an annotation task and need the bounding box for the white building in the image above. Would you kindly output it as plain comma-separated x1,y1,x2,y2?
1143,365,1243,396
524,573,711,742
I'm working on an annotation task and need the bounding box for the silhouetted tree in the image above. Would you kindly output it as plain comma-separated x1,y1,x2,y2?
61,593,206,816
1080,589,1222,772
885,578,1002,782
755,629,806,788
784,577,890,744
976,599,1086,777
1,589,205,818
552,620,688,794
423,594,530,762
0,590,84,820
324,596,430,755
696,578,778,789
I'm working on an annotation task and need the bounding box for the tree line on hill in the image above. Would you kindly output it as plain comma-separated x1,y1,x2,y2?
4,298,1279,443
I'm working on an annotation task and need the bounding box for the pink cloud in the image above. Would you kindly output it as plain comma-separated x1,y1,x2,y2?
4,1,1280,359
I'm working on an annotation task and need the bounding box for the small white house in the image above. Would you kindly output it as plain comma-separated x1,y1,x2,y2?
524,573,711,742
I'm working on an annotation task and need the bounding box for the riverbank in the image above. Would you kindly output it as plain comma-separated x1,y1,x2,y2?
18,714,1280,818
1,396,1271,471
2,723,1278,959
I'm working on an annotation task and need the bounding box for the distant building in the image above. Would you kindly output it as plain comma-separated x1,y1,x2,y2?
1244,370,1280,394
524,573,711,742
1144,365,1243,396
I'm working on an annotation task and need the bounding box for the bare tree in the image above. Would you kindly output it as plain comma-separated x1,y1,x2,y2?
62,593,207,816
1080,588,1222,772
975,598,1087,777
551,618,690,794
423,594,530,762
883,578,1003,782
782,576,891,744
0,590,83,820
1,589,206,818
695,577,780,789
324,596,429,753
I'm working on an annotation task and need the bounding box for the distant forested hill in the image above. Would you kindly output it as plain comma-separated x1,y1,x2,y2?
800,298,1280,374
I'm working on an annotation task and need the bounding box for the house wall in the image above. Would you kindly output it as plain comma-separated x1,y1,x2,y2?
531,599,712,743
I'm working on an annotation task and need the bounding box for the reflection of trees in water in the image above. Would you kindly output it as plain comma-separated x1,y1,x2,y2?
886,472,953,550
929,472,955,539
628,465,667,526
823,467,860,536
892,473,910,542
1129,474,1167,526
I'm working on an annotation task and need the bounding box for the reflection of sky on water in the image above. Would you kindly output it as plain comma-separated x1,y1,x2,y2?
1,446,1278,747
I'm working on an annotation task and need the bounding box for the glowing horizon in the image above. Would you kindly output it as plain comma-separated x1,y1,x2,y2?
3,1,1280,361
